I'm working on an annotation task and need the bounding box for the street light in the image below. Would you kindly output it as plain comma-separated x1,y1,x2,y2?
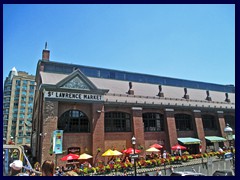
131,136,137,176
224,123,234,172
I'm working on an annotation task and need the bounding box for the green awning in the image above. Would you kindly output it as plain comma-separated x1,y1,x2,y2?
178,137,201,144
205,136,226,142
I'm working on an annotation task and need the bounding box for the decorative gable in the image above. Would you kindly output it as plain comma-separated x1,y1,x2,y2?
56,69,98,91
61,76,90,90
43,69,109,101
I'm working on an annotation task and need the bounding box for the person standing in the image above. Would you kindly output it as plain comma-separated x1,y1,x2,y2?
163,150,167,159
41,160,54,176
9,160,23,176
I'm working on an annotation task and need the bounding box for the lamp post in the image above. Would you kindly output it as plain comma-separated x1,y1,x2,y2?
224,123,234,172
131,136,137,176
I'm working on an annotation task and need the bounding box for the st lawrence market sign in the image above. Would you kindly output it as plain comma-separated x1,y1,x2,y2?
44,91,104,101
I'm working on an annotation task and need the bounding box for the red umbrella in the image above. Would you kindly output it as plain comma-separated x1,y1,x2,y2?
171,144,187,151
122,148,141,154
150,143,163,149
60,153,80,161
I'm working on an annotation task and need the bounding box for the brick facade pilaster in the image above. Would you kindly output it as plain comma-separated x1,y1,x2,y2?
41,100,58,164
92,103,105,165
193,110,205,153
132,107,145,149
217,111,228,147
217,111,226,137
164,108,177,151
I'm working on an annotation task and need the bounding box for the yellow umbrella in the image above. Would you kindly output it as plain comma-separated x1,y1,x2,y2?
102,149,122,157
113,150,123,156
146,147,160,152
78,153,93,160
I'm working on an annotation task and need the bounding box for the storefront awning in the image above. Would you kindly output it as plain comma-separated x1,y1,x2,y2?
178,137,201,144
205,136,226,143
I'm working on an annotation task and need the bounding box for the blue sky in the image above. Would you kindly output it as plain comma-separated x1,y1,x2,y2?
3,4,235,86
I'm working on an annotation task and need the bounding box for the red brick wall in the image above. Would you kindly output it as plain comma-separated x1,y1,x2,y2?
132,108,145,149
39,99,234,166
92,103,105,164
41,101,58,163
193,111,205,153
164,109,177,150
217,112,228,147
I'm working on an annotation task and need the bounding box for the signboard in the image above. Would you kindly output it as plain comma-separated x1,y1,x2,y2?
53,130,63,154
68,147,81,155
130,154,139,159
44,91,104,101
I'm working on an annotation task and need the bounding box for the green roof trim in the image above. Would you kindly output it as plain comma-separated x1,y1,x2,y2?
205,136,226,142
178,137,201,144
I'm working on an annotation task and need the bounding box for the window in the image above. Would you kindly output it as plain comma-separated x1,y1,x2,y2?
224,115,235,131
202,115,217,130
18,138,23,144
4,91,11,96
22,86,27,91
30,85,35,91
58,110,89,133
16,80,21,86
105,112,131,132
22,80,27,85
175,114,193,131
143,113,164,132
26,138,31,143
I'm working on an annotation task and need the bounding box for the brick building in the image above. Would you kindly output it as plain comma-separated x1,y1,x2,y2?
31,47,235,165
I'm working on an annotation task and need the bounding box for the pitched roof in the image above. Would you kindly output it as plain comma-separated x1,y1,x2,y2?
39,71,235,108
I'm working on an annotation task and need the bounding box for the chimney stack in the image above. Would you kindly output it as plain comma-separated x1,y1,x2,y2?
42,42,50,60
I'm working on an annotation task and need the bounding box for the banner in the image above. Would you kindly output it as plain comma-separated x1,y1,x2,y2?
53,130,63,154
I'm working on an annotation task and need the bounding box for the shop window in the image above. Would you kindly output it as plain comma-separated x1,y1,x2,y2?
202,114,217,130
143,113,164,132
175,114,193,131
104,112,131,132
58,110,89,133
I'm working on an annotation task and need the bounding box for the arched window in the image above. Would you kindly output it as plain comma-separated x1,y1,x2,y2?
175,114,193,131
143,113,164,132
105,112,131,132
202,114,217,130
224,115,235,131
58,110,89,133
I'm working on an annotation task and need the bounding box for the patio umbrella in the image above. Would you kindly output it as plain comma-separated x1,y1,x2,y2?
150,143,163,149
171,144,187,151
113,150,123,156
146,147,160,152
122,148,141,154
60,153,80,161
78,153,93,160
102,149,122,157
